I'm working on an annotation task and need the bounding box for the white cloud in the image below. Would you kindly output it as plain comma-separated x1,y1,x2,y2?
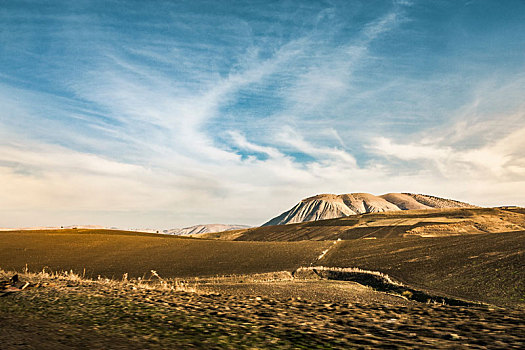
1,3,524,229
276,127,357,167
284,11,403,115
369,119,525,181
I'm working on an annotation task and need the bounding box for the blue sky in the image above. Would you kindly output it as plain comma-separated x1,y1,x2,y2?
1,0,525,228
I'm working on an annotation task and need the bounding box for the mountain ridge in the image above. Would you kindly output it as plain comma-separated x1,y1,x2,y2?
263,193,475,226
163,224,252,236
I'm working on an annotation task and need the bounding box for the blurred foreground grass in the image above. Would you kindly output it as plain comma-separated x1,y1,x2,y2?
1,269,523,349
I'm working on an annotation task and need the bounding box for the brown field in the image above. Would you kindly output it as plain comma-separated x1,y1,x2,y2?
0,229,330,278
1,223,523,307
321,231,525,307
1,211,524,348
195,209,525,307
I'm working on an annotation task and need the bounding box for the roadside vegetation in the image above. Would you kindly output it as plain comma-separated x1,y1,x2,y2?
1,268,524,349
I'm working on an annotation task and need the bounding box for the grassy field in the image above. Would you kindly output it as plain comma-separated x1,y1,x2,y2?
0,229,330,278
1,270,523,349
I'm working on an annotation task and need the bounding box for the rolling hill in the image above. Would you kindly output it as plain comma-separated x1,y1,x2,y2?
1,222,523,307
262,192,475,226
0,229,329,278
320,230,525,307
163,224,251,236
198,207,525,241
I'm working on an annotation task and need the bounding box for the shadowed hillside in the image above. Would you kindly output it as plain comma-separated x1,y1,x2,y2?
208,207,525,242
1,212,524,307
321,231,525,307
195,207,525,307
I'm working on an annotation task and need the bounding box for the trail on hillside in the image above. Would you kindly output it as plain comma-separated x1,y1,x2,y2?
312,239,341,265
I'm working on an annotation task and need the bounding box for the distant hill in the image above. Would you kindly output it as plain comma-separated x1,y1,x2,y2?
0,225,108,231
263,193,475,226
163,224,251,236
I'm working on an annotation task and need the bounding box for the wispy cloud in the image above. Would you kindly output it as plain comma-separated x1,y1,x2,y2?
370,119,525,181
1,1,524,228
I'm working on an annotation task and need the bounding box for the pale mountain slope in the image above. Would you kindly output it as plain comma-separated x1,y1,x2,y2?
164,224,251,236
262,195,355,227
408,193,475,209
263,192,475,226
340,193,401,213
379,193,432,210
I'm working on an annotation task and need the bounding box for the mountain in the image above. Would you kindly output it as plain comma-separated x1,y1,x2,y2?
163,224,252,236
262,193,475,226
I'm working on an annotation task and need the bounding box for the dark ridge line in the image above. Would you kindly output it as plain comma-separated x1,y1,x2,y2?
294,267,479,307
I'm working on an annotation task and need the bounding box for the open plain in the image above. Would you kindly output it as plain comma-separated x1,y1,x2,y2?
0,229,329,278
1,208,524,348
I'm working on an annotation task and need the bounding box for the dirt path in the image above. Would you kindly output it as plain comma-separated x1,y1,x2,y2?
312,239,340,265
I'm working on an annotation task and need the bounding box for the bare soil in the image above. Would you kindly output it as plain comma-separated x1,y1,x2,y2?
0,229,329,278
1,220,524,348
322,231,525,307
0,228,523,307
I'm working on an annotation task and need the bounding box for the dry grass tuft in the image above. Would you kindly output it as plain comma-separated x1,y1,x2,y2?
295,266,400,285
0,267,199,294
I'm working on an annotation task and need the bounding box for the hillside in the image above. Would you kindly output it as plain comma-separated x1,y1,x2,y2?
320,230,525,307
199,207,525,241
263,192,475,226
163,224,251,236
0,229,328,278
1,224,523,307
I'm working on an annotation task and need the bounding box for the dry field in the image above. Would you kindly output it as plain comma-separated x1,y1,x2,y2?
1,270,524,349
1,210,524,348
0,229,330,278
197,208,525,308
319,231,525,307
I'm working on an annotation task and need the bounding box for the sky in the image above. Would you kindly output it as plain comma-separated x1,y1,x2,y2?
1,0,525,229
